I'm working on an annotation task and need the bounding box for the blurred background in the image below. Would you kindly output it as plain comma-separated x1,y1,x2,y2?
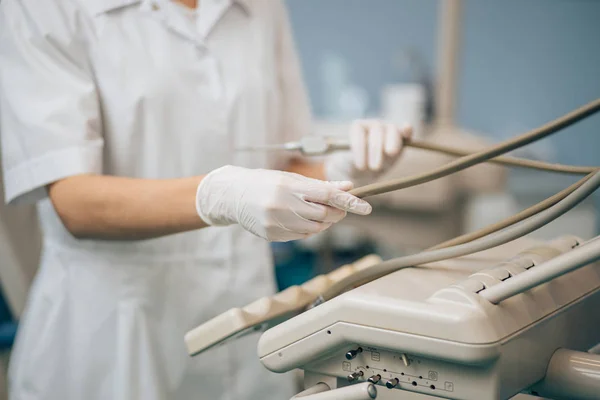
0,0,599,398
273,0,600,289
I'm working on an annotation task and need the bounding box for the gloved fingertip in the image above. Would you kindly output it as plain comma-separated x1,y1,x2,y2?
350,199,372,215
383,123,401,156
330,192,372,215
328,180,354,191
351,123,367,171
354,159,367,171
321,222,333,232
368,158,383,172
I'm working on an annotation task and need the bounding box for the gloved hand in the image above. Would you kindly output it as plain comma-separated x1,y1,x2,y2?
325,120,413,185
195,165,372,242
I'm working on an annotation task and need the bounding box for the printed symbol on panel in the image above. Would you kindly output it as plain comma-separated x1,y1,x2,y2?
428,371,438,381
444,382,454,392
342,361,352,372
371,351,380,361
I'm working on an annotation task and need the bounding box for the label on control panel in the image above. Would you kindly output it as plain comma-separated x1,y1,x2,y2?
445,382,454,392
428,371,438,381
342,362,351,372
371,351,380,361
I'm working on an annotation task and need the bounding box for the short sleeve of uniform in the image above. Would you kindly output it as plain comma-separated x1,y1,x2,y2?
275,0,312,146
0,0,103,205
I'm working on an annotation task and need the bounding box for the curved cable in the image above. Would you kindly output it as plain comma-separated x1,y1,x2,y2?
429,171,597,250
480,236,600,304
408,140,596,175
315,170,600,303
350,98,600,198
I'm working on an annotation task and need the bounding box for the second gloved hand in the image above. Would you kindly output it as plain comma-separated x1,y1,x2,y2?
325,120,413,186
195,165,372,242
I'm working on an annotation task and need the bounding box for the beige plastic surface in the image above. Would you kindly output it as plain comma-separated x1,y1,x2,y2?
258,236,599,358
532,349,600,399
262,237,600,400
184,255,382,356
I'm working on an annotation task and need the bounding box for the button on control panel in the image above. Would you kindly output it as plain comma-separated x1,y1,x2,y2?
385,378,399,389
347,371,364,382
346,347,363,360
334,347,455,395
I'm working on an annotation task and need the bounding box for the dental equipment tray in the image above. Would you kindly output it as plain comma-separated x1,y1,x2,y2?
256,236,600,400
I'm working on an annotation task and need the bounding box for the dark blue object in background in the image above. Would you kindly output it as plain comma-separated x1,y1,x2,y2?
0,287,17,349
272,240,378,291
272,242,317,290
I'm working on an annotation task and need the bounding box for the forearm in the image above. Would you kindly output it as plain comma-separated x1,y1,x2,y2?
48,174,207,241
286,158,326,181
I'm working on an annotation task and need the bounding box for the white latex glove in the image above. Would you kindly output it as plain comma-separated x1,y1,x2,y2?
196,165,372,242
325,120,413,185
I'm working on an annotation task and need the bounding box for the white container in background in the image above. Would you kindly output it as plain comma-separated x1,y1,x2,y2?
381,83,426,139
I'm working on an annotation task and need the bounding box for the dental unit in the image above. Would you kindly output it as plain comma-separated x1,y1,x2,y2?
186,99,600,400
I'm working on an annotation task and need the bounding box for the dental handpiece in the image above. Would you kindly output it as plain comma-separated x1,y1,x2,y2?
236,136,350,156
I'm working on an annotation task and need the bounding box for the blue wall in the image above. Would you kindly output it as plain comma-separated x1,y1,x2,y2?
456,0,600,232
457,0,600,166
286,0,440,117
287,0,599,164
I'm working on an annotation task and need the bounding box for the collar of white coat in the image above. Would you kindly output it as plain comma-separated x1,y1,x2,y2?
87,0,252,16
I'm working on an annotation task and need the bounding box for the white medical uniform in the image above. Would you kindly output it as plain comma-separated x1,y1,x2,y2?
0,0,311,399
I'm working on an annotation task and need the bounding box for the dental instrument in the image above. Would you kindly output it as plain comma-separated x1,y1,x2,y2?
237,99,600,179
237,136,352,156
238,136,597,175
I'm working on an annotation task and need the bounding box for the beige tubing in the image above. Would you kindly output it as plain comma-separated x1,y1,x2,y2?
350,98,600,198
479,236,600,304
534,349,600,400
429,171,598,250
316,171,600,303
328,139,595,174
409,140,597,175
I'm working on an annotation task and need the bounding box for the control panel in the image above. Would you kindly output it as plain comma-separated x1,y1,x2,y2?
305,345,489,398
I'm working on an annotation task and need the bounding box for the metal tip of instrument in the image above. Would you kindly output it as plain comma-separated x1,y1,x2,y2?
234,142,301,152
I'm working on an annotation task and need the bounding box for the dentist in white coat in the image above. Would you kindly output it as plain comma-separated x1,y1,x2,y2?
0,0,411,399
